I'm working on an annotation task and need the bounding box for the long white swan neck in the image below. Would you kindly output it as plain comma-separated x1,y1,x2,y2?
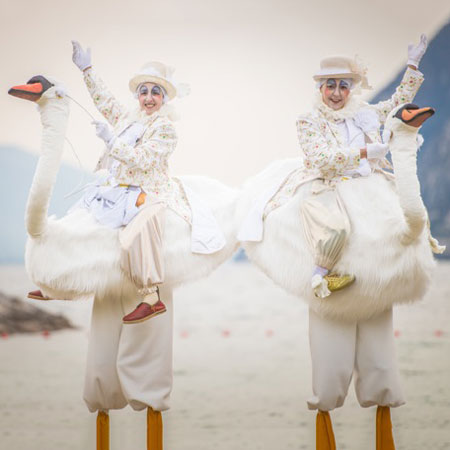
390,126,426,245
26,93,70,237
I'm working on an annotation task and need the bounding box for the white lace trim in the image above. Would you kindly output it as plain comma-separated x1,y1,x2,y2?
313,92,369,122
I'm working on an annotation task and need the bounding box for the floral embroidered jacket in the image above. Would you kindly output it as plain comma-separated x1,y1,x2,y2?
83,68,191,222
297,67,424,180
264,67,424,216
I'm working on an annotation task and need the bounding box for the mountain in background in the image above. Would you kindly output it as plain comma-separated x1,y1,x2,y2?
371,21,450,257
0,146,92,263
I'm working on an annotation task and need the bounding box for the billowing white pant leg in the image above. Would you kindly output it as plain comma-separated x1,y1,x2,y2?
84,293,128,412
117,285,174,412
354,308,405,408
308,308,356,411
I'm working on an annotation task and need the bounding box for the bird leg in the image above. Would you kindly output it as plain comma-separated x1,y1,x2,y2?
147,407,163,450
316,410,336,450
96,410,109,450
376,406,396,450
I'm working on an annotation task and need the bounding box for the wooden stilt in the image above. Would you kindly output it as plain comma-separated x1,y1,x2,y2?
376,406,396,450
316,411,336,450
147,407,163,450
96,411,110,450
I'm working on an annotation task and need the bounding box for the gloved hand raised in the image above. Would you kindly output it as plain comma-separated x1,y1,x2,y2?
407,34,427,69
366,142,389,160
71,40,92,72
92,121,115,148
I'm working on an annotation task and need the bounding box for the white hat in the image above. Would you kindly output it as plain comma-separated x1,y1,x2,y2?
313,55,372,89
129,61,177,99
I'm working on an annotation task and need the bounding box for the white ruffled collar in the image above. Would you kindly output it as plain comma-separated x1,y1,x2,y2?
129,103,178,123
313,92,369,122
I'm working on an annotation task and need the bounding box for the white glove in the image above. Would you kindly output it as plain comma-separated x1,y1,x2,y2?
366,142,389,160
407,34,427,68
71,40,92,72
120,122,145,146
357,157,371,177
92,121,115,147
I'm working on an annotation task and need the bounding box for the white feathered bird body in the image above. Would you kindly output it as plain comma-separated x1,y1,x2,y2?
26,177,238,301
23,81,238,300
238,105,436,322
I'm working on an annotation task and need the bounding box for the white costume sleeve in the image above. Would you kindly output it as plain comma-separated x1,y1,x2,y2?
373,67,424,124
83,67,126,127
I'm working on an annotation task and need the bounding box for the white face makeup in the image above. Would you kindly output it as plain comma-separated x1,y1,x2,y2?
320,78,351,110
138,83,164,115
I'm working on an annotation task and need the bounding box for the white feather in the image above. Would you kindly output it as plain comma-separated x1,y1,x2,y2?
238,104,435,321
25,81,239,301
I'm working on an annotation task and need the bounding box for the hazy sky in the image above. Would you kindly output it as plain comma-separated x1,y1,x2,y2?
1,0,449,186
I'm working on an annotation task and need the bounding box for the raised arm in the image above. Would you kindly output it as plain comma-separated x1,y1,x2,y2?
374,35,428,124
71,40,125,127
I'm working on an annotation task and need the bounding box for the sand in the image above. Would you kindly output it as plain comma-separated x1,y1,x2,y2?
0,261,449,450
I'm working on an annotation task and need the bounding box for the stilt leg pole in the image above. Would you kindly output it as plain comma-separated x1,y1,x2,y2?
376,406,396,450
316,410,336,450
147,407,163,450
96,411,110,450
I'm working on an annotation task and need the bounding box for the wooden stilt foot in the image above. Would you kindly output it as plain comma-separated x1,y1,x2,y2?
147,407,163,450
376,406,396,450
96,411,109,450
316,410,336,450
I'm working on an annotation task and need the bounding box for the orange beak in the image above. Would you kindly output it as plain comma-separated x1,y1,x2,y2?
8,82,44,102
399,106,435,128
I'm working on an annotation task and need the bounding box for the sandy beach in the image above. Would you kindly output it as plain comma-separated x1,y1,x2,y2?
0,261,449,450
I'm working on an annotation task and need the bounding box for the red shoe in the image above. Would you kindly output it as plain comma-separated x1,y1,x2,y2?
27,289,51,301
123,300,167,324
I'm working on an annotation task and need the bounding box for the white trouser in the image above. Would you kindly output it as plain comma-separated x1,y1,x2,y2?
308,307,405,411
119,202,166,296
83,285,173,412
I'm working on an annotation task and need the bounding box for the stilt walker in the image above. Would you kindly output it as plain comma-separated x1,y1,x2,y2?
237,34,444,449
10,41,237,449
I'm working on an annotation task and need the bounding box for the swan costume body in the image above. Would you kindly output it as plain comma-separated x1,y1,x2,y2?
240,63,425,411
237,40,443,448
9,64,238,447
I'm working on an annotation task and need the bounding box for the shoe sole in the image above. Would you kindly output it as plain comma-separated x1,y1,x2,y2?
122,308,167,324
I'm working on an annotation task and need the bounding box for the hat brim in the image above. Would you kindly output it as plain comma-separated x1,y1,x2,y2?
313,71,361,82
129,75,177,100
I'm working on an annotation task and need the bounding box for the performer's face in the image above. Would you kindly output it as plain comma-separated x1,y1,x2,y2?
320,78,351,110
138,83,164,115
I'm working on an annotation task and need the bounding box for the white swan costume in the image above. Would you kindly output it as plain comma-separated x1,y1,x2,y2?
237,53,443,448
9,72,238,448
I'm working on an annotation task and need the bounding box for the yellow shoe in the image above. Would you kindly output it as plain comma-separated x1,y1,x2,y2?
324,273,355,292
